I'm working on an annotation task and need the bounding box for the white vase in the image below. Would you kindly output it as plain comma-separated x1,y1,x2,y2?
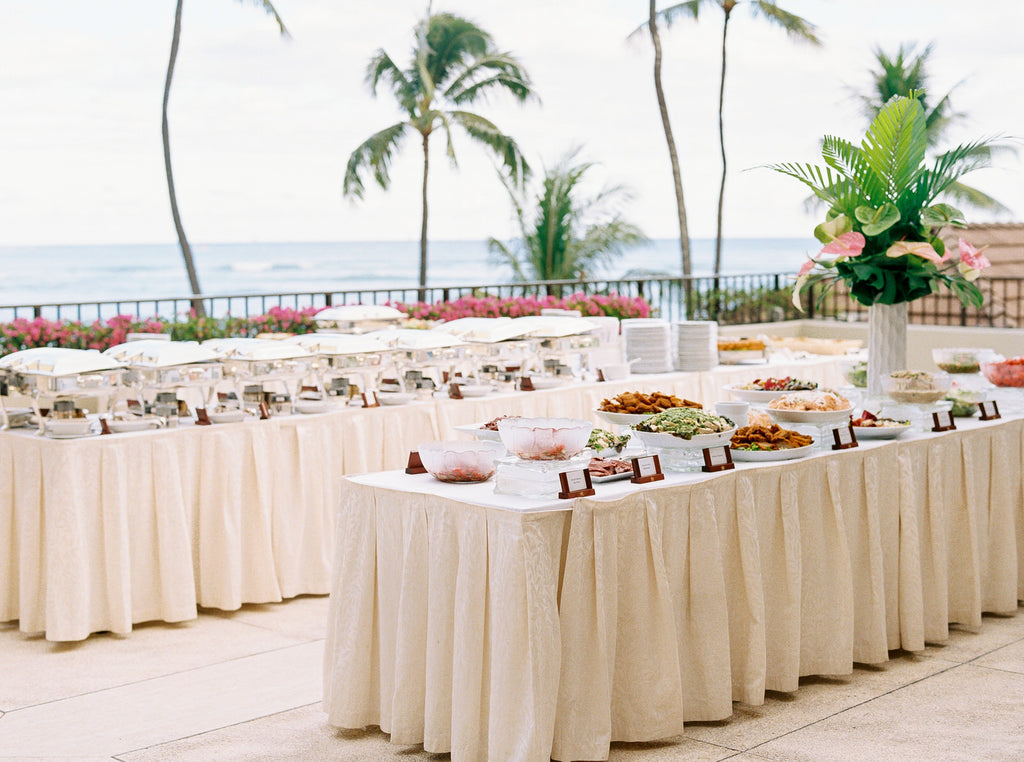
867,302,908,400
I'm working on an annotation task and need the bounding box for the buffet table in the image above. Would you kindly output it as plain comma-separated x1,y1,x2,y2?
1,357,845,640
322,416,1024,762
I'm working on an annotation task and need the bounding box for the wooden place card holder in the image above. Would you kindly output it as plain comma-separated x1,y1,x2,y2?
448,382,464,399
831,423,858,450
931,410,956,432
558,468,595,499
701,445,734,472
978,400,1001,420
519,376,536,392
99,417,112,435
195,407,212,426
630,453,665,483
361,391,380,408
596,368,606,382
258,401,272,420
405,451,427,474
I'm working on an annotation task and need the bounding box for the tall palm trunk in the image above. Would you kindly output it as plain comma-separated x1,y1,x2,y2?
649,0,692,314
712,8,732,278
418,133,430,301
162,0,205,316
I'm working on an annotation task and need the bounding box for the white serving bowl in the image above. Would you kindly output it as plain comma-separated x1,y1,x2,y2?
633,428,736,450
45,418,96,436
209,409,246,424
377,391,417,406
417,440,505,483
497,417,593,461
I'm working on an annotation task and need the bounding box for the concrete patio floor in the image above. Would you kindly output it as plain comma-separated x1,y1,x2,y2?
2,596,1023,762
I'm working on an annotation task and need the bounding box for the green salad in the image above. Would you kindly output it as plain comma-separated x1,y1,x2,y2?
587,427,630,452
633,407,734,439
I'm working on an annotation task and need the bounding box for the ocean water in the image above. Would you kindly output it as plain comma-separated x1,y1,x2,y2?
0,237,815,311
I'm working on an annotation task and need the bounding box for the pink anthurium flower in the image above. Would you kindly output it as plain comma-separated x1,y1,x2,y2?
819,231,866,259
797,258,816,277
958,238,991,270
885,240,943,263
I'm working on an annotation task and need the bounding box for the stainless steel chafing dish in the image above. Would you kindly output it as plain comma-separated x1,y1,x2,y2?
104,340,224,387
313,304,407,334
366,328,469,391
0,347,127,430
202,338,314,413
285,333,389,397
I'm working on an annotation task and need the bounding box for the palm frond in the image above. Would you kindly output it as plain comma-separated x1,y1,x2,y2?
749,1,821,44
450,111,529,186
342,122,410,199
365,51,417,113
859,94,927,206
629,0,704,38
237,0,288,36
425,13,492,89
820,136,888,203
444,53,534,105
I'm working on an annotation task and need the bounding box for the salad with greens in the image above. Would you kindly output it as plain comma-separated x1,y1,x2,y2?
633,407,734,439
587,427,630,453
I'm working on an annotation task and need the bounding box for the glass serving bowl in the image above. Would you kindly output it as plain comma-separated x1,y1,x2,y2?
417,440,505,483
931,347,997,374
497,417,593,461
837,358,868,388
883,370,952,404
981,357,1024,387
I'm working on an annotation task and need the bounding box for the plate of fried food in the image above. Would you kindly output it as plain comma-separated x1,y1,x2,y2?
595,390,702,426
729,423,815,461
454,414,518,441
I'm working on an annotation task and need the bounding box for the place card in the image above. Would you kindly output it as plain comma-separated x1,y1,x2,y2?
361,391,379,408
978,400,1001,420
99,417,112,435
931,410,956,432
448,382,463,399
596,368,606,382
831,423,858,450
630,453,665,484
195,407,212,426
404,451,427,474
258,401,271,420
701,445,735,472
520,376,536,392
558,468,595,499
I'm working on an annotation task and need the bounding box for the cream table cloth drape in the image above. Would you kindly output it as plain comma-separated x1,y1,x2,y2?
323,417,1024,762
1,358,843,641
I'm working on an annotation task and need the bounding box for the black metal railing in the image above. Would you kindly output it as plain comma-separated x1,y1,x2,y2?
2,273,1023,328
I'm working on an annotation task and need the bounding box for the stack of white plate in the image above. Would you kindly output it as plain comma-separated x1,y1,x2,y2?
673,320,718,371
621,319,673,374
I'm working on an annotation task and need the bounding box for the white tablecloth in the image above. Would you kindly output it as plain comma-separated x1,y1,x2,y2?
1,358,844,640
322,417,1024,762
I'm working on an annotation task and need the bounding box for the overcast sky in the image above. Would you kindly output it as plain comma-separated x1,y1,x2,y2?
1,0,1021,247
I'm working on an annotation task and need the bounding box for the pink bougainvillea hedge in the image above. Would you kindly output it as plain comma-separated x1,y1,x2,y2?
1,294,650,354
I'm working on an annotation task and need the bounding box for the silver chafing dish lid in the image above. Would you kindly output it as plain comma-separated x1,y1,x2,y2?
0,347,125,375
201,337,312,361
104,340,223,367
285,333,389,355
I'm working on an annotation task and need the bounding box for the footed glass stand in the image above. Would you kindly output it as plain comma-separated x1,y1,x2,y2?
649,446,704,473
880,400,953,432
493,454,592,498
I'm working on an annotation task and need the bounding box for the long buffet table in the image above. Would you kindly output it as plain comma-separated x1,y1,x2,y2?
322,416,1024,762
0,357,846,641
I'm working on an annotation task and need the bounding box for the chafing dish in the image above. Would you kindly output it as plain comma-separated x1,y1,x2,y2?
314,304,407,334
202,338,314,414
103,340,225,416
0,347,127,430
285,333,389,397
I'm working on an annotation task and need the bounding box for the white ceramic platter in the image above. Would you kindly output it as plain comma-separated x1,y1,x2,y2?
730,443,815,462
723,384,796,403
767,407,853,425
593,408,655,427
851,423,912,439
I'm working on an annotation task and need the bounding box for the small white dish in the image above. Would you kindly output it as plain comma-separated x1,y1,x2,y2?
377,392,416,406
767,407,854,425
456,384,492,397
294,399,331,414
209,409,246,424
107,417,163,433
851,422,912,439
528,377,566,390
45,419,96,437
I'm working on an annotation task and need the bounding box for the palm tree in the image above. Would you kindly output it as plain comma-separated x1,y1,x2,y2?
652,1,820,275
487,149,647,289
856,43,1010,215
162,0,287,316
629,3,692,283
343,11,535,294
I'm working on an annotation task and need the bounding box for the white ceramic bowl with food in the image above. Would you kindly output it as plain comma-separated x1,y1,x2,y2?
497,417,592,461
417,440,505,483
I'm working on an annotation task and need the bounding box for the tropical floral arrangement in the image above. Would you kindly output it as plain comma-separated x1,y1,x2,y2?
394,292,651,321
768,92,995,309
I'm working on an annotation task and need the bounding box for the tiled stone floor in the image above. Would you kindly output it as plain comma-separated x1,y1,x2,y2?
2,597,1023,761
